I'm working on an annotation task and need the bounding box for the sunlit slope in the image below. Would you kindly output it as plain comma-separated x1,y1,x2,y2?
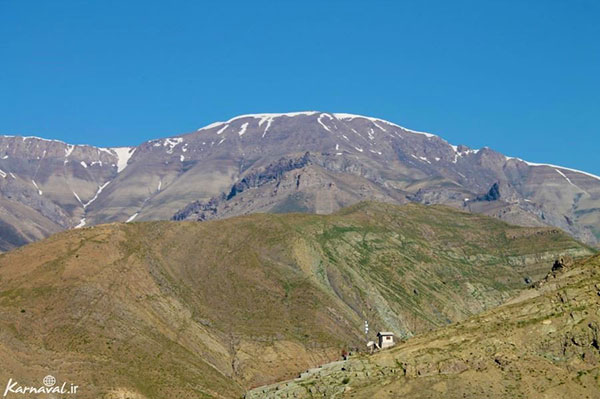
0,202,592,398
249,254,600,399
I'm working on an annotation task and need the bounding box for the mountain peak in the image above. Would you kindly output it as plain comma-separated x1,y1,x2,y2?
196,111,438,140
1,112,600,250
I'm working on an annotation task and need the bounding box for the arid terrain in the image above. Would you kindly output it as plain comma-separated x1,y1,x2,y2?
248,253,600,399
0,202,592,398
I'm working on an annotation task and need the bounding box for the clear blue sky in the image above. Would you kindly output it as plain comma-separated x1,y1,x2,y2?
1,1,598,174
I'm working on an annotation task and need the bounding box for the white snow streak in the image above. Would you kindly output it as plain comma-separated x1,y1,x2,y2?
216,125,229,135
31,180,42,195
507,157,600,182
197,121,226,131
83,181,110,209
238,122,249,136
73,191,82,204
318,113,334,132
196,112,319,132
410,154,431,164
334,113,435,138
372,122,387,132
261,117,274,138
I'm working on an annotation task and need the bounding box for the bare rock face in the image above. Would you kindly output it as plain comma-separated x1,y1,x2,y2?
2,112,600,250
0,136,135,250
476,182,501,201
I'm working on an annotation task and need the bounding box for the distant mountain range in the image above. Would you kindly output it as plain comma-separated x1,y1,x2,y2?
1,111,599,250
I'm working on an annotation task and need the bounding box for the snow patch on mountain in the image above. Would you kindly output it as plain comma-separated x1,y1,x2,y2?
334,113,436,138
317,113,334,133
75,218,86,229
507,157,600,182
555,169,579,189
261,117,274,138
216,125,229,135
197,121,226,131
110,147,136,173
31,180,42,195
84,181,110,209
230,112,318,123
197,112,319,132
367,128,375,140
238,122,249,136
65,144,74,157
163,138,183,154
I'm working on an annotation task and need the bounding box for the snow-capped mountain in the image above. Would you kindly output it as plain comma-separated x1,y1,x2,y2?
1,111,599,250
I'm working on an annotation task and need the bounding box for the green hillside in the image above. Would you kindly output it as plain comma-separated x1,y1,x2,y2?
249,254,600,399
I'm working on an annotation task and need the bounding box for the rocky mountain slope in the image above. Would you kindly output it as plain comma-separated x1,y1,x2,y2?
248,253,600,399
0,202,592,398
0,135,134,250
2,112,600,251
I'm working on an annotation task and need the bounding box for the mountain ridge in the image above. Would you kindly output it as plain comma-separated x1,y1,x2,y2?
1,111,599,251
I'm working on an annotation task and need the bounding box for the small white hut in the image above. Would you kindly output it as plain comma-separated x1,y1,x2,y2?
377,332,395,349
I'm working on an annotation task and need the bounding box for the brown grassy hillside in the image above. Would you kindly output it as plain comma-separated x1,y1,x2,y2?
0,202,593,398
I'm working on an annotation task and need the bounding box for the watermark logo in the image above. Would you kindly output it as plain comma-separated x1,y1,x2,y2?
42,376,55,388
3,375,78,397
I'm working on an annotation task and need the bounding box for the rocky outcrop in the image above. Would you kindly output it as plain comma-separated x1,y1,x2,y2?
476,182,501,201
172,153,312,221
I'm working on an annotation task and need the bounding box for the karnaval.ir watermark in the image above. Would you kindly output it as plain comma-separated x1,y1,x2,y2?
3,375,79,397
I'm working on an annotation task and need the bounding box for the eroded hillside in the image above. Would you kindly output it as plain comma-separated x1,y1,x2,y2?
248,253,600,399
0,202,593,398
